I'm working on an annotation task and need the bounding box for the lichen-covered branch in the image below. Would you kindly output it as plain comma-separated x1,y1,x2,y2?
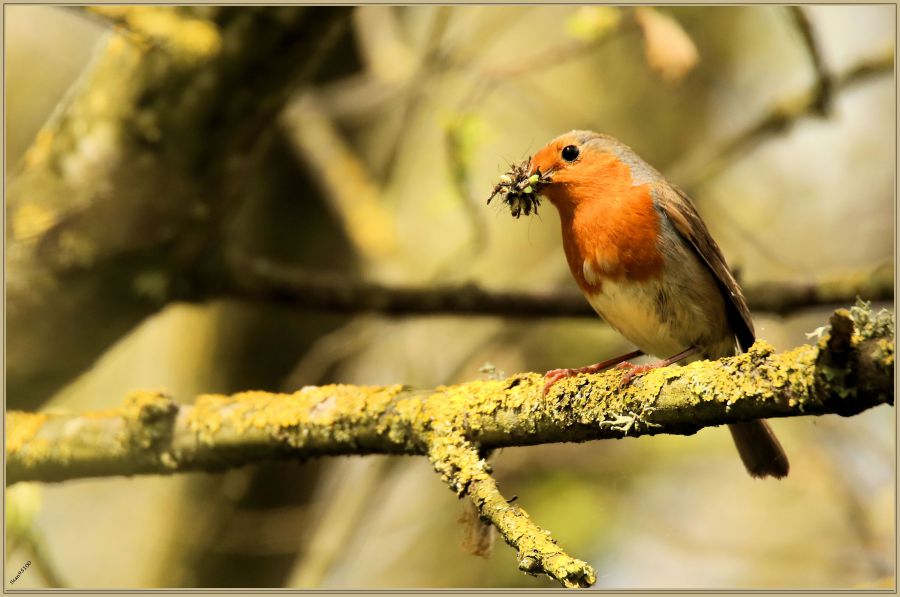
6,305,893,587
208,255,892,319
426,431,595,588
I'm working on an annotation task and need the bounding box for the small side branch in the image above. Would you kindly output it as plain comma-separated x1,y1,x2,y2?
427,433,594,587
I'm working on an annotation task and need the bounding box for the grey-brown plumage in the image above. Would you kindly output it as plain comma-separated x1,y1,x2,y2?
656,184,789,479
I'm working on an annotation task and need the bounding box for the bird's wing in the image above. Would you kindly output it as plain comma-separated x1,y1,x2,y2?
654,183,756,352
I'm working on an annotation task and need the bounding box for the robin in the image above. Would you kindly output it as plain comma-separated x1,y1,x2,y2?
516,130,789,479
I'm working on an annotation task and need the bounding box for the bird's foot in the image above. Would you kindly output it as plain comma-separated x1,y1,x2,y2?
543,350,645,395
542,368,579,396
615,346,700,387
543,363,625,395
615,361,663,387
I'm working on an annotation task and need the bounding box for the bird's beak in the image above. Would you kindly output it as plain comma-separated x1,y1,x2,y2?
528,154,555,184
528,163,553,183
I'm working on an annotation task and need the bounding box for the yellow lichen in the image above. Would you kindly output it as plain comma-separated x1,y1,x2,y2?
122,389,176,419
89,7,222,62
6,412,48,455
183,385,407,447
875,338,895,367
748,339,776,358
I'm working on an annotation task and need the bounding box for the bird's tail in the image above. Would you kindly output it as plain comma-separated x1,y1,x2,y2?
728,420,789,479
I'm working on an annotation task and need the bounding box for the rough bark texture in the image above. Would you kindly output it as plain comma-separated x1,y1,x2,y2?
7,305,893,588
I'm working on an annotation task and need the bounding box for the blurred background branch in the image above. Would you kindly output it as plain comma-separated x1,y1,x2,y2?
671,47,893,189
787,6,833,115
280,92,399,262
77,6,223,60
202,254,893,319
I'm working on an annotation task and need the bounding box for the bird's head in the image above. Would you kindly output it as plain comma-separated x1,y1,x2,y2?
528,130,659,214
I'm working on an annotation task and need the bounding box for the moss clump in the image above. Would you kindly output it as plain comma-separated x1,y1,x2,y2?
848,298,894,340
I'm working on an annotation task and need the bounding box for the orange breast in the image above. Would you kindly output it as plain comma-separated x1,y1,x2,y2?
551,158,664,293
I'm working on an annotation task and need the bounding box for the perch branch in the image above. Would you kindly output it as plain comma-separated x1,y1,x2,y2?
7,305,893,587
205,255,892,319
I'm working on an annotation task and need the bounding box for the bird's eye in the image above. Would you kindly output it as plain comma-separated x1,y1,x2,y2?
561,145,580,162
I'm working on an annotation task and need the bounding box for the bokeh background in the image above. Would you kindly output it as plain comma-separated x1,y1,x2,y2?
5,5,895,589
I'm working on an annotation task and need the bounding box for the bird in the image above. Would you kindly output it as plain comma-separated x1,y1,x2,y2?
526,130,789,479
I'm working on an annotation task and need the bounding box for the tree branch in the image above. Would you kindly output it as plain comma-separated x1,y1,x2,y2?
426,431,595,588
202,255,892,319
7,305,893,587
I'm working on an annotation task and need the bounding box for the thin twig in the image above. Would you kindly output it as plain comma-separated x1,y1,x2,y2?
378,6,452,181
787,6,833,115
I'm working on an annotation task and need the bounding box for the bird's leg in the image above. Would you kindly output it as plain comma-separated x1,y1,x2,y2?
543,349,644,395
616,346,700,387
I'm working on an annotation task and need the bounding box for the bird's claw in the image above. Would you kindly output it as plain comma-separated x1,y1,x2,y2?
615,362,659,387
542,368,576,396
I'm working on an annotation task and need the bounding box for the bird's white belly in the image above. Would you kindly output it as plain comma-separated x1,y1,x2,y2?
585,278,686,358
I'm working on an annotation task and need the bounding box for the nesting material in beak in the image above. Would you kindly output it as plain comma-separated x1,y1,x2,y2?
487,158,552,218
